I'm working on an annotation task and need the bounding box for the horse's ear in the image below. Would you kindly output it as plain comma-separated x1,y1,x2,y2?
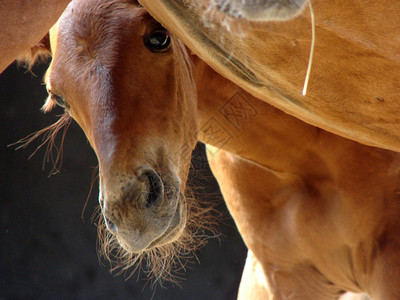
17,33,51,70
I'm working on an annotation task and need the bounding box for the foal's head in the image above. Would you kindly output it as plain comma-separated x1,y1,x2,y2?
43,0,201,276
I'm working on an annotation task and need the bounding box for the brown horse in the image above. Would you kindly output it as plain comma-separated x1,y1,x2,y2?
195,54,399,299
0,0,71,73
140,0,400,153
27,0,400,298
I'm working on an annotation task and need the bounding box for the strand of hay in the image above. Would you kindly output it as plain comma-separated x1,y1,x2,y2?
302,0,315,96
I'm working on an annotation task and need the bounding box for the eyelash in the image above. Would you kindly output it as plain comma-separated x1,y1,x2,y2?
48,90,69,109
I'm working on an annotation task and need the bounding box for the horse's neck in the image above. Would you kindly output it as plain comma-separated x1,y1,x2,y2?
191,55,331,176
191,55,400,189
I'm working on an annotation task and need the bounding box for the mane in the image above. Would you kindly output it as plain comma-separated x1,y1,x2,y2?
17,33,51,70
172,38,195,94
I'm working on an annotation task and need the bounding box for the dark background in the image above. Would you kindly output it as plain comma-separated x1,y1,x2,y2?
0,62,247,300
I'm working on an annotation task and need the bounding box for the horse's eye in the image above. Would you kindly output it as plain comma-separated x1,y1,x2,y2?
49,90,69,109
145,28,171,53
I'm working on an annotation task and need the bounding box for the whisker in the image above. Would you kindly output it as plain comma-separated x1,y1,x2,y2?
95,178,221,287
9,113,72,176
46,114,72,176
82,166,99,221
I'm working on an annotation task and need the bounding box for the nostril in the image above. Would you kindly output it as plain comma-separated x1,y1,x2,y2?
146,171,163,208
136,167,164,208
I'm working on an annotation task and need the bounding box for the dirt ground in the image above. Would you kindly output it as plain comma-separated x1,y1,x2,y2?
0,62,247,300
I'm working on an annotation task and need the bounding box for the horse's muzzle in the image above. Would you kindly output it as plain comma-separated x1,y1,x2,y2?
100,166,184,253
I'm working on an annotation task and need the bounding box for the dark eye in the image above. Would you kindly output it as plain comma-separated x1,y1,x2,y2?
144,28,171,53
48,90,69,109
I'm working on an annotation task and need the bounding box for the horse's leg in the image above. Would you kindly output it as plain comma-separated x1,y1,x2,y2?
259,263,352,300
368,237,400,300
206,147,345,300
238,250,360,300
237,250,270,300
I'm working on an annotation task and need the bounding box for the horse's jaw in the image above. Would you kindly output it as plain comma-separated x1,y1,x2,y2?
115,199,186,253
146,199,186,249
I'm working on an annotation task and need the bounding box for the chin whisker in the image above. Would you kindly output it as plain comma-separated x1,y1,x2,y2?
95,177,221,287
